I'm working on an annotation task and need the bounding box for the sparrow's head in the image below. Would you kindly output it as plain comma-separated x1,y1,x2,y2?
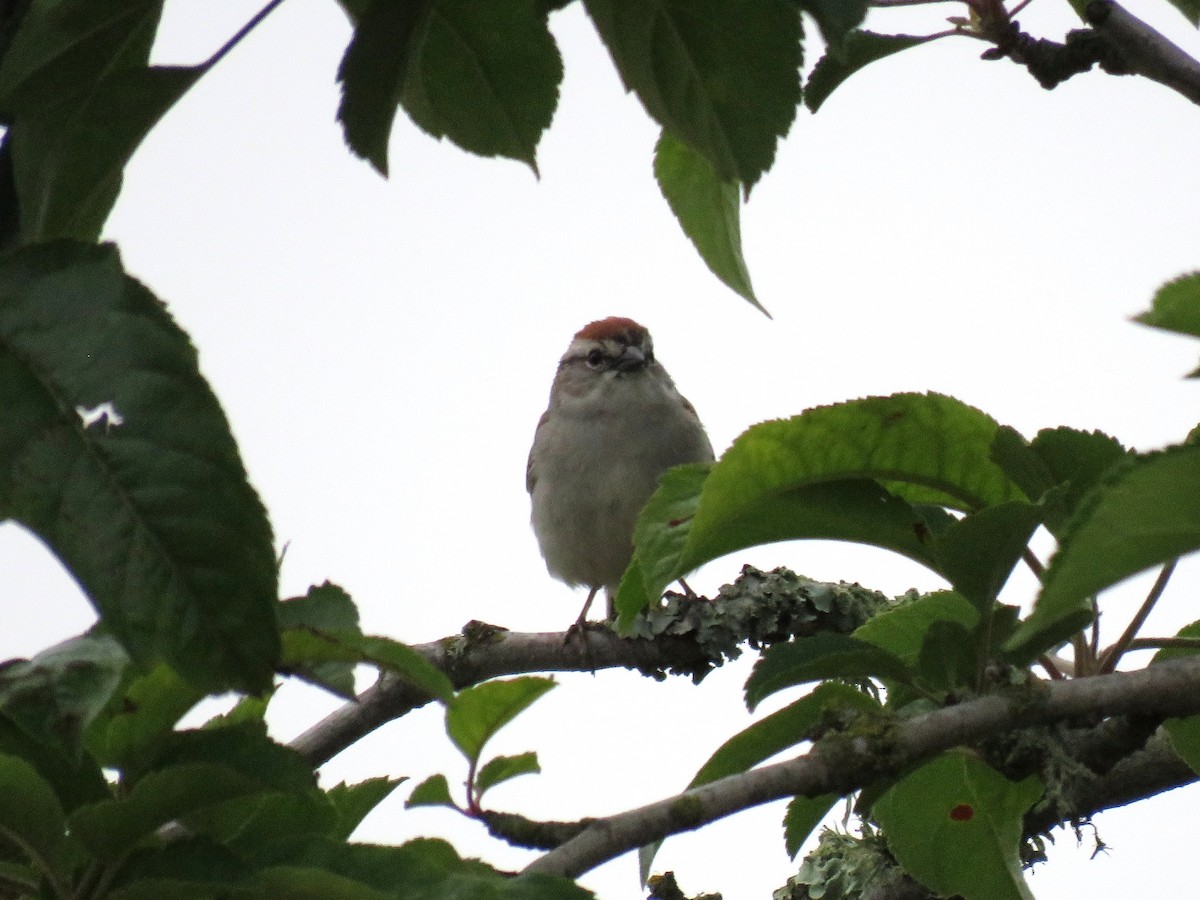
559,316,655,377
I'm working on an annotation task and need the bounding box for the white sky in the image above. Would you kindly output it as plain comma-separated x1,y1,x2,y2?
3,0,1200,897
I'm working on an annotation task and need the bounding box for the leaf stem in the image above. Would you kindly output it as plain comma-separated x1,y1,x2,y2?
1098,559,1178,674
204,0,291,70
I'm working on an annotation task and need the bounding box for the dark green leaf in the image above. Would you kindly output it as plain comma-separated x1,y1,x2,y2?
255,835,592,898
0,243,279,692
873,751,1041,900
400,0,563,171
104,838,251,900
1135,272,1200,344
916,620,976,695
1007,446,1200,663
699,682,880,782
784,793,838,859
446,677,556,763
1028,427,1129,535
0,753,69,873
854,591,977,668
405,774,456,809
278,583,360,632
327,777,407,841
152,722,317,793
796,0,868,47
988,426,1055,503
476,751,540,798
0,0,162,116
336,0,428,174
745,634,912,710
654,129,762,312
806,31,931,113
584,0,801,187
189,790,337,857
0,714,110,811
933,502,1040,613
11,66,202,242
0,630,129,750
255,865,395,900
68,763,273,861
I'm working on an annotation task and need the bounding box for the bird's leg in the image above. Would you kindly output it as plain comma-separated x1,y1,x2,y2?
574,586,600,628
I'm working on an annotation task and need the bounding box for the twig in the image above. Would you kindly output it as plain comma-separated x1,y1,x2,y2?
1098,559,1178,674
525,655,1200,878
1124,636,1200,653
204,0,290,70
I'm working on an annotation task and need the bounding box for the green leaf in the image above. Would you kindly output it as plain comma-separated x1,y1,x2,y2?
103,838,252,900
255,836,593,898
0,630,130,750
1007,445,1200,663
932,502,1040,613
11,65,202,242
282,629,453,703
400,0,563,172
326,778,407,841
0,243,279,692
654,129,762,312
278,583,360,632
255,865,395,900
0,753,69,874
621,393,1022,622
336,0,428,174
476,752,541,798
90,664,204,773
446,677,556,763
0,0,162,116
783,793,838,859
700,682,880,782
745,634,913,710
796,0,868,47
854,591,978,668
988,426,1055,503
152,722,317,793
583,0,801,187
406,774,456,809
1135,269,1200,374
873,751,1041,900
617,477,939,627
1027,427,1130,535
68,763,272,861
916,620,977,695
806,31,931,113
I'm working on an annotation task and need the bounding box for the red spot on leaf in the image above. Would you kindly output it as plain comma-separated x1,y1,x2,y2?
949,804,974,821
668,518,687,527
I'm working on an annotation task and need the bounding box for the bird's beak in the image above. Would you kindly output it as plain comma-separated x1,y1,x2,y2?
615,345,646,373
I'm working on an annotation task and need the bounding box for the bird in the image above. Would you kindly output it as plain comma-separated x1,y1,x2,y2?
527,317,714,627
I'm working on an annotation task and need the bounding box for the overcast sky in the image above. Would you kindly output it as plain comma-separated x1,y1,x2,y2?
3,0,1200,896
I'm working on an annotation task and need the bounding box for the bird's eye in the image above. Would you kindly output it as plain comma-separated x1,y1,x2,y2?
585,348,605,368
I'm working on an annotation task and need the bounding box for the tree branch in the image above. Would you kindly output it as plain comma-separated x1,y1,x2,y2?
979,0,1200,107
290,567,894,766
1086,0,1200,105
524,656,1200,879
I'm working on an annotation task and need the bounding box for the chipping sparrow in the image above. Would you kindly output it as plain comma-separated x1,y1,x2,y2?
527,317,714,625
